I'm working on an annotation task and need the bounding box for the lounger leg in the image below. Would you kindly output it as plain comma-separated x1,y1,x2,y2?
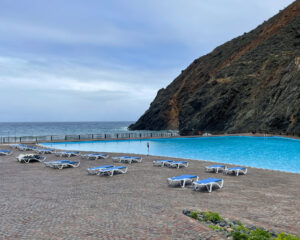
181,180,185,188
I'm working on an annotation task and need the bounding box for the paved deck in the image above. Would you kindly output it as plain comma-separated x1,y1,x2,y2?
0,146,299,239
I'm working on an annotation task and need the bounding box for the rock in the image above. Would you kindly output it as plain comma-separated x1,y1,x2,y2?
227,228,234,233
183,209,190,215
219,222,226,227
249,226,256,230
129,1,300,135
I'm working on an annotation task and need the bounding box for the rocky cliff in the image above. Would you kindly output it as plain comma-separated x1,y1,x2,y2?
129,1,300,135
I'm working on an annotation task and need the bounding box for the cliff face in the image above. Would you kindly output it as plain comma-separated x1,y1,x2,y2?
130,1,300,135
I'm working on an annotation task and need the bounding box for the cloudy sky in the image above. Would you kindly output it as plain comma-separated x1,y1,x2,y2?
0,0,294,122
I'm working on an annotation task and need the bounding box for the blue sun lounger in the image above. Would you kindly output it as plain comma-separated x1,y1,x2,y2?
44,160,80,169
153,160,174,167
224,167,247,176
55,151,79,157
34,149,54,154
17,154,46,163
205,165,226,173
167,175,199,188
81,153,109,160
87,165,114,175
98,166,128,176
192,178,224,192
112,156,142,164
0,150,12,156
168,161,189,168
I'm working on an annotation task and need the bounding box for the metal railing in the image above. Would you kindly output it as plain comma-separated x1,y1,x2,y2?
0,131,180,144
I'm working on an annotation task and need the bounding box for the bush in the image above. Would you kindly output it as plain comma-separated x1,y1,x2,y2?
190,211,198,219
208,224,222,231
249,228,271,240
232,231,249,240
234,224,249,233
204,211,223,222
274,233,300,240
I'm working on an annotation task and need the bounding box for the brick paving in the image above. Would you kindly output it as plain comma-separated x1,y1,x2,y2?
0,145,299,239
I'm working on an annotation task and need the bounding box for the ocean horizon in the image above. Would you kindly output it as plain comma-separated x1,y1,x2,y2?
0,121,144,137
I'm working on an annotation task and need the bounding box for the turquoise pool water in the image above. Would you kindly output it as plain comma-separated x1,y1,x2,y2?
41,136,300,173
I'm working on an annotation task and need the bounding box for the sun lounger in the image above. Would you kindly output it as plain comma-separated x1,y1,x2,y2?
81,153,109,160
205,165,226,173
0,150,12,156
55,151,79,157
34,149,54,154
98,166,128,176
167,175,199,188
224,167,247,176
168,161,189,168
10,144,25,148
153,160,174,167
87,165,114,175
112,156,142,164
44,160,80,169
17,145,37,151
17,154,46,163
192,178,224,192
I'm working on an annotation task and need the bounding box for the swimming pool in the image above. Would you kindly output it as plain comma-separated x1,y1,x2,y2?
41,136,300,173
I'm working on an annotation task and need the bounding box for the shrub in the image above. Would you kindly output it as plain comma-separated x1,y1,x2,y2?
208,224,222,230
204,211,223,222
248,228,271,240
232,231,249,240
274,233,300,240
190,211,198,219
234,224,249,233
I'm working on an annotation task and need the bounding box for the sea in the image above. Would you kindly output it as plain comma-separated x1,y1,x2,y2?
0,121,160,137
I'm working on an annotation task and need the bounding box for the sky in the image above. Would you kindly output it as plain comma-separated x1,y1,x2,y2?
0,0,294,122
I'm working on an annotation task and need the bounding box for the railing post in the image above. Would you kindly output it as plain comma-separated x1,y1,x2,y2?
79,135,80,140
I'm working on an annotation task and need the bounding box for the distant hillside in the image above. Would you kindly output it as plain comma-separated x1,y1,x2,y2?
129,1,300,135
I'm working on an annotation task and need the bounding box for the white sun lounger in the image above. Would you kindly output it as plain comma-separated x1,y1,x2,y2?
224,167,247,176
167,175,199,188
17,145,37,151
10,144,25,148
0,150,12,156
17,154,46,163
153,160,174,167
87,165,114,175
81,153,109,160
112,156,142,164
98,166,128,176
205,165,226,173
192,178,224,192
44,160,80,169
34,149,54,154
55,151,79,157
168,161,189,168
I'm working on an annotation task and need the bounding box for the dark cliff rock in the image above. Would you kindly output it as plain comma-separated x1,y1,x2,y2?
129,1,300,135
